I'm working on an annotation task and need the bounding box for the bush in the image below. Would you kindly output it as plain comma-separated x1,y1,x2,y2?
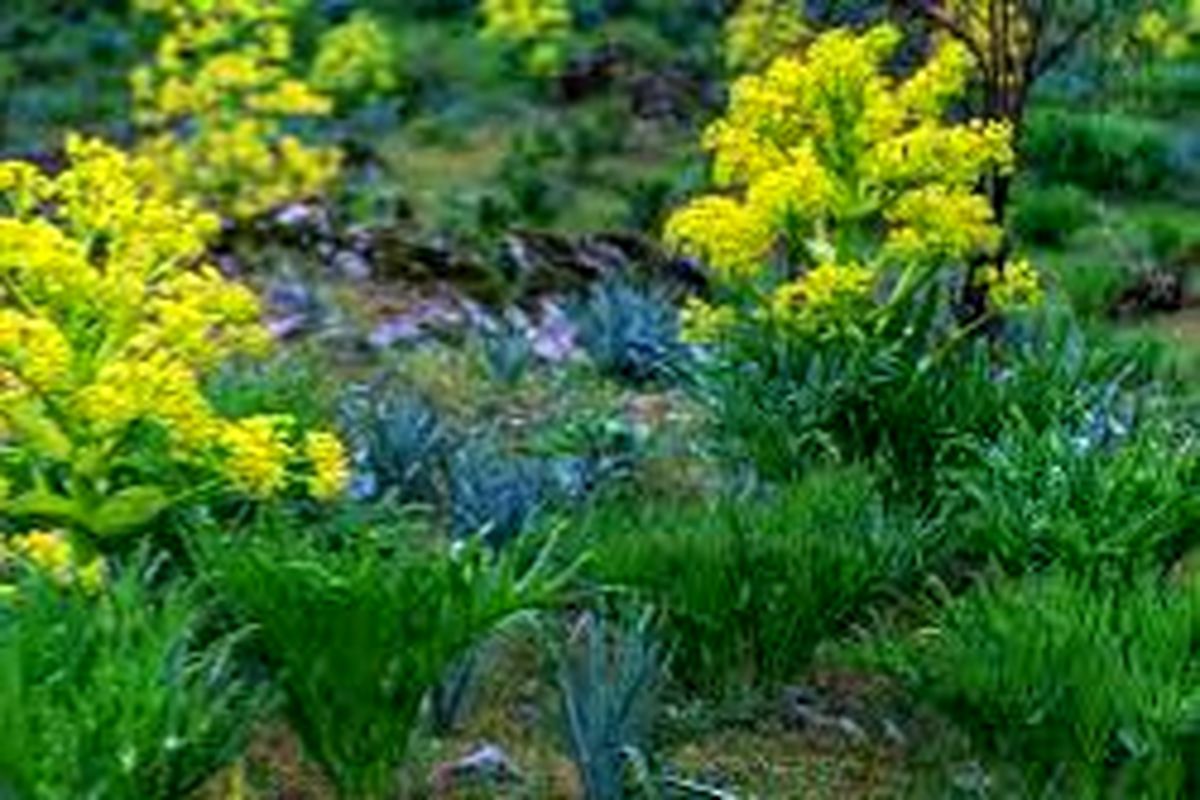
878,571,1200,797
572,280,689,386
0,560,264,800
201,520,576,797
955,416,1200,578
1024,109,1176,195
702,309,1162,500
1012,184,1096,248
580,467,933,694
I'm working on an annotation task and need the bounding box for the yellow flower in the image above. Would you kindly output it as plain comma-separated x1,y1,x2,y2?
132,0,340,220
665,24,1012,305
480,0,572,74
980,258,1043,311
724,0,809,74
311,11,398,99
664,196,774,279
220,416,295,498
7,530,104,593
303,430,349,501
680,297,737,345
771,262,876,334
481,0,572,44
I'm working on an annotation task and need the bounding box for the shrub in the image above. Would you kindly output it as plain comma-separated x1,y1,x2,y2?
1023,109,1176,195
1012,184,1096,248
663,25,1044,491
955,416,1200,578
551,608,663,800
878,571,1200,797
572,280,689,386
131,0,341,220
0,558,264,799
201,521,579,798
310,11,399,104
480,0,574,76
581,467,933,694
0,139,347,565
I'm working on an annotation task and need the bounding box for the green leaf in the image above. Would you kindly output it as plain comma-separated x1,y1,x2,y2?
5,401,71,462
5,488,82,526
88,486,172,538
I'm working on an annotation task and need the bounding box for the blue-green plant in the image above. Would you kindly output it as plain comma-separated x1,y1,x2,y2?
342,385,453,504
552,609,663,800
573,280,688,386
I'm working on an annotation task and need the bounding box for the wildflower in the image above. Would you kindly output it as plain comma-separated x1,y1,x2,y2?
480,0,573,74
680,297,737,345
771,262,876,334
980,258,1043,311
132,0,340,220
221,416,295,498
724,0,810,74
665,25,1013,337
7,530,105,593
311,12,398,100
304,431,350,500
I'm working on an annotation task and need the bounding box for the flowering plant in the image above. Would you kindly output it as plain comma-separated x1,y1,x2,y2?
724,0,810,74
480,0,573,76
131,0,341,221
666,24,1039,347
311,11,399,103
0,137,347,575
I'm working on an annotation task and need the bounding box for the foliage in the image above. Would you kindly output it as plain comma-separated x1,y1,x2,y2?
551,609,663,800
480,0,574,75
201,521,579,798
342,385,453,505
1011,184,1096,248
0,557,264,800
1024,109,1177,195
573,280,689,386
876,570,1200,797
953,413,1200,578
0,139,347,563
723,0,809,74
310,11,400,104
131,0,341,220
582,467,932,693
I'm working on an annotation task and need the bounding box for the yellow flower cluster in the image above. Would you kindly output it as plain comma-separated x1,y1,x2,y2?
680,296,738,344
311,11,398,100
980,258,1043,311
0,138,348,545
131,0,341,220
724,0,809,74
665,25,1023,338
2,530,104,594
480,0,573,74
771,262,876,334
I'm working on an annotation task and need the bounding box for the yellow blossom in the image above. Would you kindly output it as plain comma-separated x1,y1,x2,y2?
680,297,737,344
7,530,104,593
311,11,398,100
771,262,875,333
665,25,1013,338
221,416,295,498
303,431,349,500
980,258,1043,311
724,0,809,74
132,0,340,220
